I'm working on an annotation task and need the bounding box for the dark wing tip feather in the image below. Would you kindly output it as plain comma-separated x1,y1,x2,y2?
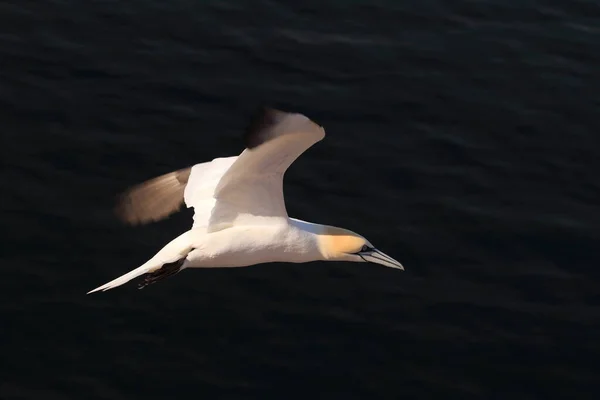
243,106,290,149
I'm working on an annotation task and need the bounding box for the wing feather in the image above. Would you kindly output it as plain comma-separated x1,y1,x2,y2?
115,167,191,225
208,108,325,231
113,107,324,231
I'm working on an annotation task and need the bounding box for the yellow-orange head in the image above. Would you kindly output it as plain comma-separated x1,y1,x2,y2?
315,224,404,270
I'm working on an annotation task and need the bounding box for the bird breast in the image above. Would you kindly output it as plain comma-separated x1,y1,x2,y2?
186,223,321,268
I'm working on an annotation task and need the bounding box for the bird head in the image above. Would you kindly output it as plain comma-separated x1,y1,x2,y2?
318,226,404,270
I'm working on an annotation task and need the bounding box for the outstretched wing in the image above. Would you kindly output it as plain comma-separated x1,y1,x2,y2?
182,156,238,229
114,107,325,231
206,107,325,231
115,156,238,226
115,167,192,225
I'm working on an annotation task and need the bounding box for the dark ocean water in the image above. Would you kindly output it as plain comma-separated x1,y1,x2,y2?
1,0,600,398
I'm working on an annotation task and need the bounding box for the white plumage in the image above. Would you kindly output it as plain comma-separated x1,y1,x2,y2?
88,108,403,294
183,156,237,230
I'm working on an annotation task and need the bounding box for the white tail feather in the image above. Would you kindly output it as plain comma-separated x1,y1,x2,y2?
87,230,196,294
87,262,158,294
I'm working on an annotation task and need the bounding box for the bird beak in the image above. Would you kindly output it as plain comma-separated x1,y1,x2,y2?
359,248,404,270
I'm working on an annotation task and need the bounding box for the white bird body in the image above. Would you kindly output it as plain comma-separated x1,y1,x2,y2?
88,108,403,294
186,220,321,268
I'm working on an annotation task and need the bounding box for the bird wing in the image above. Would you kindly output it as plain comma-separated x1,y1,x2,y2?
115,156,237,226
182,156,238,229
115,166,192,225
204,107,325,232
114,107,324,231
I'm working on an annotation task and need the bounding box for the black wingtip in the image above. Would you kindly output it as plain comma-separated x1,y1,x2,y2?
243,106,289,149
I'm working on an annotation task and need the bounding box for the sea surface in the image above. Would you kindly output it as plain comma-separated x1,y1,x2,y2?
1,1,599,399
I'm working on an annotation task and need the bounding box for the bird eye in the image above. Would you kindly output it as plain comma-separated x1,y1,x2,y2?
360,245,370,252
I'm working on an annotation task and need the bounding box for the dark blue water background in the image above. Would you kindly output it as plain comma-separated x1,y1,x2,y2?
1,1,599,399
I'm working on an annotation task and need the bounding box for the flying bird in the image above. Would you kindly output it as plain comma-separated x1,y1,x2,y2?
88,107,403,294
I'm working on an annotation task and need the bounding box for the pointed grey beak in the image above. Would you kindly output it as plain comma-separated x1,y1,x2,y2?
360,248,404,270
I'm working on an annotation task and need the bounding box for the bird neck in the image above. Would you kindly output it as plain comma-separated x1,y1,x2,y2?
288,218,363,260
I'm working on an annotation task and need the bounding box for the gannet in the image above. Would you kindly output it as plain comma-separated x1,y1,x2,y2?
88,107,403,294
